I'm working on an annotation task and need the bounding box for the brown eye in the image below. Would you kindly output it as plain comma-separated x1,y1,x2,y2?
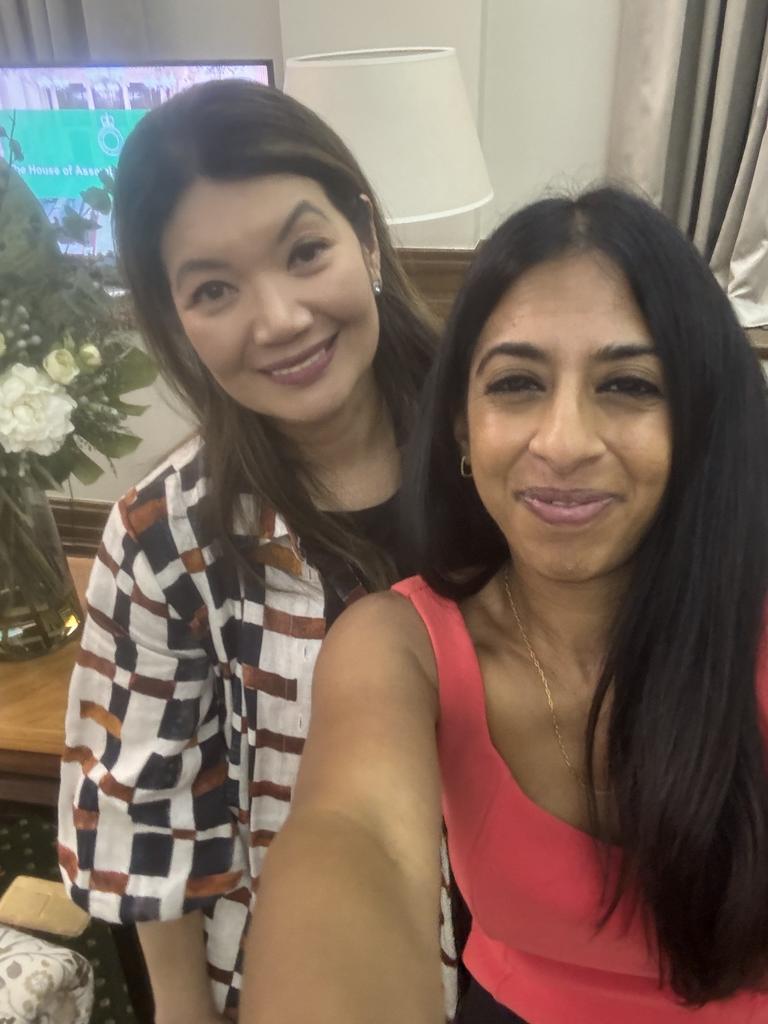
601,376,663,398
288,239,331,268
485,374,543,395
189,281,232,306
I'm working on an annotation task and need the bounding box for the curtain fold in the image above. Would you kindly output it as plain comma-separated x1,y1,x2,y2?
711,36,768,327
0,0,33,61
0,0,87,61
0,0,149,63
607,0,689,208
607,0,768,327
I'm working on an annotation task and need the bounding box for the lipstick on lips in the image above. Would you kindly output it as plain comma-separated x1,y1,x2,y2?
518,487,616,526
258,334,338,387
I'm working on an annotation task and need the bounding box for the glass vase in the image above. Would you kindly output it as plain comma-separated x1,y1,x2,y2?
0,478,83,660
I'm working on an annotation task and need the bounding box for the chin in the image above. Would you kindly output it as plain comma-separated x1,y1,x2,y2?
541,564,600,584
520,546,624,585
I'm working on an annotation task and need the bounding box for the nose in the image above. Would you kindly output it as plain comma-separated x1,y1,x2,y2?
250,277,313,347
527,384,606,474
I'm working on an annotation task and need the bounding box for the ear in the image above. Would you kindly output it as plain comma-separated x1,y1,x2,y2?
357,193,381,282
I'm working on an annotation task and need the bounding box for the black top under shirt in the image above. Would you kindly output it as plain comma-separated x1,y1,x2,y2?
303,491,414,629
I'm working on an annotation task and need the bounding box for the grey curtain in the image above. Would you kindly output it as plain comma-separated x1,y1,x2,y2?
607,0,768,327
0,0,149,63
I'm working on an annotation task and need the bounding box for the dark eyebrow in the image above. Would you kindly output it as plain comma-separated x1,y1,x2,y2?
475,340,657,376
276,200,330,244
592,343,657,362
475,342,545,375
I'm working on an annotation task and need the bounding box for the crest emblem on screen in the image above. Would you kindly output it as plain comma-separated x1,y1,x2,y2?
98,114,124,157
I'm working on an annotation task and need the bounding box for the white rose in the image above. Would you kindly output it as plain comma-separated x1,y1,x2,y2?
0,332,5,358
78,343,102,369
0,363,77,456
43,347,80,385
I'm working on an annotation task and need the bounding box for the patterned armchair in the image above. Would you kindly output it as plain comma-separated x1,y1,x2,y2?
0,927,93,1024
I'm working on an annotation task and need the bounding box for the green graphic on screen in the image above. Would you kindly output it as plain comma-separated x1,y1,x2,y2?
0,109,147,256
0,62,271,257
1,110,146,199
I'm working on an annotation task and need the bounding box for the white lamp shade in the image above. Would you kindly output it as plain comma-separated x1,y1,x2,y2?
283,47,494,225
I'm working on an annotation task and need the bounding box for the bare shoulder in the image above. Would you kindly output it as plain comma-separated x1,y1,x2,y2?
294,590,443,859
317,590,438,695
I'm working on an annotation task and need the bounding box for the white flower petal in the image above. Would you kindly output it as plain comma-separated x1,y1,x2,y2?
0,362,76,456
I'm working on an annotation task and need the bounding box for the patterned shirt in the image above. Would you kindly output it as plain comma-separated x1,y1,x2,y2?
57,437,458,1019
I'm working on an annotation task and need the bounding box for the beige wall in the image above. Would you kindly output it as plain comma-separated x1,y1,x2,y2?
481,0,621,219
66,0,622,503
84,0,283,77
143,0,284,80
279,0,482,108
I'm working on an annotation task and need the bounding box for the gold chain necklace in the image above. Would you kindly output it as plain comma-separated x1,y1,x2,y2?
503,568,602,791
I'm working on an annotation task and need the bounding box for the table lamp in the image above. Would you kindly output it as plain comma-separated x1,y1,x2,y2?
283,46,493,239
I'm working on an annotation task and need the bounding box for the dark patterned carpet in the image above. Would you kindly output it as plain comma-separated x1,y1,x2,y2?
0,807,141,1023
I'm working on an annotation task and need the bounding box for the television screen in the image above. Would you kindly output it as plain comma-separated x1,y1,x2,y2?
0,61,273,261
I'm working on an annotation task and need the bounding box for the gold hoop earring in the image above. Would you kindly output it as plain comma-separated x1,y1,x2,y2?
460,455,472,478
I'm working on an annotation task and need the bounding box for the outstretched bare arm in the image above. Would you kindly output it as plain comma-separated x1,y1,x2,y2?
241,591,444,1024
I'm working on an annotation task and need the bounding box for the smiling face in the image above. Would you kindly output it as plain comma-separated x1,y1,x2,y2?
459,251,672,585
161,173,381,431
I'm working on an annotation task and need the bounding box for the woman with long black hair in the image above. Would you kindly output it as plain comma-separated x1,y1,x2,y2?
243,187,768,1022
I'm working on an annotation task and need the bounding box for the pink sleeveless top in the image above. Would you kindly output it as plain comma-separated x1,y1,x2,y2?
393,576,768,1023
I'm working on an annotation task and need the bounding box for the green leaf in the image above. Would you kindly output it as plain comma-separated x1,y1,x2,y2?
76,418,143,458
59,207,98,246
69,448,104,484
0,162,62,279
98,168,115,193
111,347,158,393
92,430,142,458
81,186,112,215
113,398,150,416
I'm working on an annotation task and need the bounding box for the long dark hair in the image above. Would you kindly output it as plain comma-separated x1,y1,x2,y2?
113,79,437,588
405,186,768,1002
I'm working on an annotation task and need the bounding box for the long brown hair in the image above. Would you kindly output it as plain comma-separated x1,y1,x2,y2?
113,79,437,588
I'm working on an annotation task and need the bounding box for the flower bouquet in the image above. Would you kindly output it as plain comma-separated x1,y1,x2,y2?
0,135,157,660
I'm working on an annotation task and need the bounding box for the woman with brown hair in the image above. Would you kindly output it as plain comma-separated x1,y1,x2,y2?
56,79,459,1023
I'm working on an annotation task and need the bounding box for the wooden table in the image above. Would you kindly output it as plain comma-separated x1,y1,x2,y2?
0,558,91,806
